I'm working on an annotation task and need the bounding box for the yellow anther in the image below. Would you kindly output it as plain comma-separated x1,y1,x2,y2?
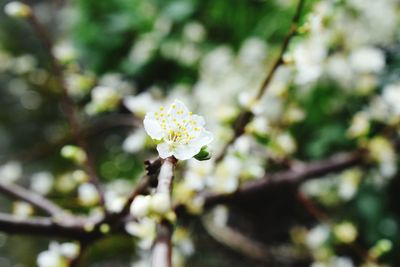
160,106,164,110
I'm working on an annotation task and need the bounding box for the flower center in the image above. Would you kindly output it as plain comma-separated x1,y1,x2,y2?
154,105,200,145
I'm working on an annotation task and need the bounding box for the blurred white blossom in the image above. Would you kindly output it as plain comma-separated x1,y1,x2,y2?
349,47,385,74
13,201,33,218
123,129,148,153
4,1,31,18
0,161,22,184
78,183,100,206
37,242,79,267
30,172,54,195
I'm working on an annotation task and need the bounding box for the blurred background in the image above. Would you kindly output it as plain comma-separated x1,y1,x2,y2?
0,0,400,266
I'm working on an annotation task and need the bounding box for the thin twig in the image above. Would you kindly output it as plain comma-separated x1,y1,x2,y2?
119,158,162,217
203,151,363,208
215,0,305,163
202,210,308,264
202,213,271,264
27,11,106,209
0,182,64,216
152,157,177,267
0,213,86,239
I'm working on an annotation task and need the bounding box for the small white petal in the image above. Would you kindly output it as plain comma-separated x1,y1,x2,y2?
190,130,213,147
191,114,205,126
157,143,173,159
143,113,164,140
174,144,200,160
122,129,147,153
168,99,190,118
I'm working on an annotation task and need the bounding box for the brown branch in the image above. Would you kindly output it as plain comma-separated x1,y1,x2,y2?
204,150,364,208
152,157,177,267
0,182,64,216
202,213,271,264
215,0,305,163
202,211,308,264
118,158,162,217
27,11,106,209
0,213,87,239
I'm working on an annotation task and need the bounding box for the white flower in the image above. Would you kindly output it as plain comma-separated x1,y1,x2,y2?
293,37,327,85
238,38,268,66
143,100,213,160
13,201,33,218
37,242,79,267
0,161,22,184
30,172,54,195
207,155,241,193
53,42,76,63
122,129,147,153
183,21,206,43
92,86,120,108
105,191,126,213
4,1,31,18
183,159,213,191
275,133,297,155
349,47,385,73
347,112,370,138
306,224,330,249
130,195,151,218
123,92,160,117
382,83,400,116
150,193,171,215
125,218,156,249
334,222,358,243
78,183,100,206
57,243,78,259
330,256,354,267
37,250,68,267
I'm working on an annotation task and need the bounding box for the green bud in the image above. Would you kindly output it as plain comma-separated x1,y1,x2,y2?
100,223,110,234
61,145,87,164
194,146,211,161
369,239,392,259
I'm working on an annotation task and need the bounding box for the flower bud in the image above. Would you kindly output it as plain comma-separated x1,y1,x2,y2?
78,183,100,206
194,146,211,161
60,145,87,164
130,195,151,218
334,222,357,244
369,239,392,259
150,193,171,215
4,1,31,18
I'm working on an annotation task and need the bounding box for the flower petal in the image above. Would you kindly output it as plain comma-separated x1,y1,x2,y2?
191,115,205,126
143,113,164,140
173,144,200,160
168,99,190,119
157,143,173,159
190,130,213,147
